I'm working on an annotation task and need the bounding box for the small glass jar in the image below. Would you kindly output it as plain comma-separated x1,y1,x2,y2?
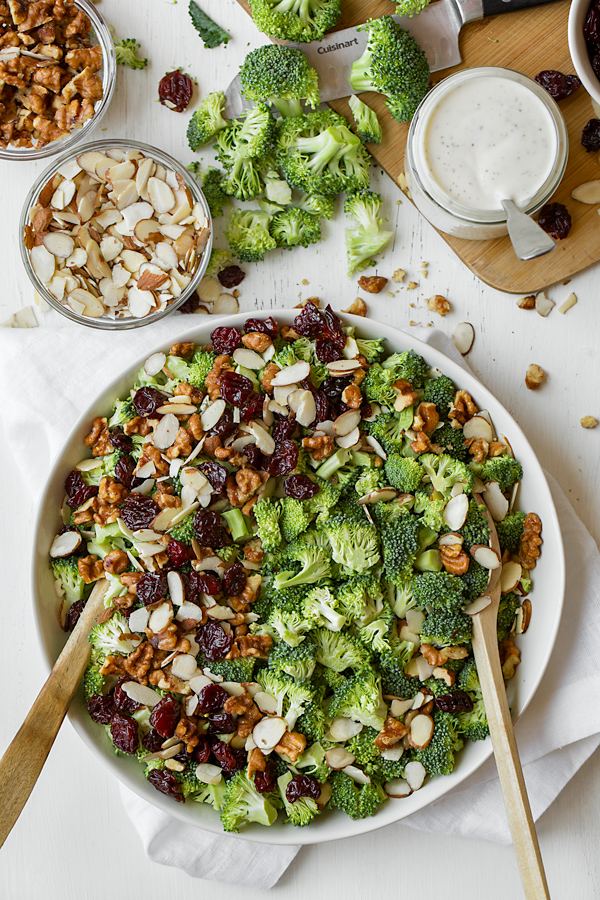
0,0,117,162
405,67,569,240
20,139,213,330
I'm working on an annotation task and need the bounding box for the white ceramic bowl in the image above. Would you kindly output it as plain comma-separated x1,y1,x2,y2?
569,0,600,113
32,310,565,845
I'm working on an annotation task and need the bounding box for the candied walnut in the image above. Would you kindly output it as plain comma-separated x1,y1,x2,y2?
236,702,263,739
98,475,128,505
488,441,506,457
84,416,113,456
214,446,234,461
77,554,103,583
341,383,362,409
123,416,152,436
120,572,142,594
420,644,469,666
449,390,478,425
410,431,434,455
65,44,102,72
518,295,536,310
440,543,470,575
358,275,388,294
93,501,121,527
374,715,408,750
113,592,134,611
519,512,543,570
103,549,129,575
393,379,419,412
261,362,280,394
153,482,182,510
16,1,53,32
413,401,439,434
302,433,335,461
281,325,301,341
205,354,233,401
174,716,199,754
174,381,203,406
432,666,456,687
241,496,259,518
426,295,451,316
236,468,261,497
170,341,194,357
138,442,170,477
166,426,192,460
32,62,62,92
581,416,599,429
244,539,264,563
467,437,489,463
71,498,97,525
186,412,204,442
500,637,521,680
63,9,90,38
234,633,272,658
122,642,154,685
61,66,102,103
248,747,266,777
100,654,125,677
342,297,367,316
519,598,532,634
223,690,253,717
242,331,271,352
525,364,545,390
273,730,306,762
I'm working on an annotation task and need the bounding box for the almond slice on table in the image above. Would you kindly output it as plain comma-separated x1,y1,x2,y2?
452,322,475,355
253,716,287,752
213,293,239,316
572,181,600,203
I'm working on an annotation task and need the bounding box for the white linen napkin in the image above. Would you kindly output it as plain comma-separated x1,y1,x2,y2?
2,318,599,886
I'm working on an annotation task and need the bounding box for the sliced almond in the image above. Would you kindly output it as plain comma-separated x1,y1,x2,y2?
121,250,147,273
77,150,110,177
249,421,276,455
201,399,226,432
406,608,425,634
325,747,356,770
144,351,167,377
121,682,161,707
328,717,363,741
31,244,55,284
471,544,501,569
121,201,154,234
357,487,399,505
333,409,361,437
206,604,235,620
438,531,464,548
189,674,213,693
252,716,287,751
464,595,492,615
442,493,469,530
558,292,577,314
389,698,414,718
232,347,264,370
342,765,371,784
326,358,362,375
213,293,239,316
501,561,522,594
336,427,360,449
148,177,176,214
167,571,185,607
148,602,172,634
99,236,123,262
128,607,150,632
170,653,198,680
254,692,279,715
404,760,426,791
43,232,74,259
153,413,179,450
49,530,82,558
572,180,600,204
69,289,104,318
365,435,387,460
452,322,475,355
195,763,223,785
271,361,311,387
535,291,555,317
463,415,494,443
484,481,509,522
295,390,316,428
384,778,411,798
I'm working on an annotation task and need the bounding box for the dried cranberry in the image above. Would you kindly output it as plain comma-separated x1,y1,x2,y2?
167,539,190,568
585,4,600,48
197,621,233,661
244,444,264,470
67,484,97,509
142,728,164,752
120,493,160,530
219,370,254,407
211,326,242,355
113,677,142,713
178,292,201,314
110,713,139,754
158,69,193,113
293,302,324,338
538,202,572,240
147,768,184,802
223,562,247,597
133,386,167,417
114,454,135,489
210,738,239,771
313,391,330,424
582,117,600,151
322,305,346,349
535,70,581,100
272,416,297,443
361,401,373,420
315,338,343,363
188,570,221,600
65,470,85,497
244,315,278,337
195,683,229,714
87,693,116,724
593,53,600,81
218,265,246,288
207,712,235,734
240,391,264,423
149,695,181,738
262,439,299,476
109,430,133,452
136,572,168,606
207,408,238,441
254,762,278,793
64,598,86,631
200,461,228,494
284,473,319,500
193,509,231,549
321,374,351,399
194,735,212,763
285,774,321,803
436,690,474,714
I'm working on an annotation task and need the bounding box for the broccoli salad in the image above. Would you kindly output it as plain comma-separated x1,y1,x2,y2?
48,303,542,832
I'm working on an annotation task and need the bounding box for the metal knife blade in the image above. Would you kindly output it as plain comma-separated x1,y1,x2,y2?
224,0,477,118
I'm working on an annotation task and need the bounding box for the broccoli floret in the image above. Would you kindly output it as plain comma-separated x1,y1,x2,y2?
459,498,491,548
378,652,420,698
297,192,335,219
274,537,332,590
420,606,472,646
346,726,381,767
280,496,314,543
495,510,526,555
456,697,489,742
277,771,319,826
384,454,423,493
216,127,265,202
329,771,387,819
395,0,431,15
412,571,465,612
216,545,239,564
302,586,346,631
457,658,480,694
83,648,105,700
459,558,490,602
254,497,283,552
80,451,122,486
197,655,256,683
168,513,195,546
328,668,386,731
413,483,445,533
349,16,430,123
296,702,328,743
381,514,421,586
51,556,89,606
238,103,277,158
257,670,314,730
225,208,277,262
324,514,380,573
348,94,383,144
391,570,416,618
415,710,463,776
277,109,371,196
198,167,231,218
306,478,342,522
354,467,384,498
270,207,322,249
114,37,147,69
344,190,393,275
336,573,385,624
89,612,141,656
422,374,455,418
364,409,411,454
205,248,235,277
296,741,330,780
194,780,227,810
419,453,474,500
497,593,520,642
108,396,135,429
355,336,385,363
220,770,279,832
433,423,468,461
361,364,409,410
254,605,313,647
313,628,371,673
187,91,229,150
382,350,430,388
268,639,317,681
475,456,524,492
239,44,320,117
249,0,341,43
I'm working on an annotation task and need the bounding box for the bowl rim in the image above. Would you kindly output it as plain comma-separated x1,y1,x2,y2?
31,310,565,844
19,137,213,330
568,0,600,106
0,0,117,162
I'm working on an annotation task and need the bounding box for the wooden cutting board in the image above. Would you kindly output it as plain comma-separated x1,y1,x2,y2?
235,0,599,294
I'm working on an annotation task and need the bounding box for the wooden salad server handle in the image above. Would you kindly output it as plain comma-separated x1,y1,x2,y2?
0,578,109,849
471,497,550,899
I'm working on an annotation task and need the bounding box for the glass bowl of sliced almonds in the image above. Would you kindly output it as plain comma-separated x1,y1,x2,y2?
19,138,213,328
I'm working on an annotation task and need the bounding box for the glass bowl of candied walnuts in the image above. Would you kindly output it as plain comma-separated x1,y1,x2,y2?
0,0,116,161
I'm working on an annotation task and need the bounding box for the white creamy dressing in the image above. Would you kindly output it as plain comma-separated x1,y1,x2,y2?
424,76,557,212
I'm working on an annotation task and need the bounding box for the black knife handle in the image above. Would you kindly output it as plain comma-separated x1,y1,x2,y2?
482,0,562,18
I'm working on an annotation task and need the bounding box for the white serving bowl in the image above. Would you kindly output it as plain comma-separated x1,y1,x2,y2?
569,0,600,113
32,310,565,845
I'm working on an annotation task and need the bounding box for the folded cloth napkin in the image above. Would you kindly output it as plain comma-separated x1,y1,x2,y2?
2,319,600,887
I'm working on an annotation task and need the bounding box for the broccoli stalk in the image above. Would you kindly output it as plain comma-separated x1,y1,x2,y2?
348,94,383,144
344,190,393,275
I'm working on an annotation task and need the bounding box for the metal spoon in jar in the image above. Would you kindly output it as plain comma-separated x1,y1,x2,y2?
501,199,556,261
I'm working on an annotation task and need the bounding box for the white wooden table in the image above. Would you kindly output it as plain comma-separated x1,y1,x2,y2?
1,1,599,897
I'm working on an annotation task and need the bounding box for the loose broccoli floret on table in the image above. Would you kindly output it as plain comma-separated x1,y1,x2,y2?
220,770,279,832
495,510,526,555
384,454,423,493
344,190,393,275
114,38,147,70
395,0,432,16
216,126,265,202
329,771,387,819
225,208,277,262
415,710,463,776
249,0,341,43
240,44,320,117
194,167,231,218
277,771,319,826
271,207,322,250
187,91,229,150
296,192,335,220
51,556,88,606
348,94,383,144
328,668,386,731
350,16,430,123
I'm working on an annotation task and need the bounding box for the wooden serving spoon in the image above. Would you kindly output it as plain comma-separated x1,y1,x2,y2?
0,578,109,849
471,496,550,899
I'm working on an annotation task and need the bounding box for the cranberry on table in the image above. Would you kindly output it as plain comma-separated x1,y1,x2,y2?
158,70,193,112
195,682,229,714
218,265,245,288
435,690,474,714
87,693,116,725
136,572,168,606
63,598,86,631
133,386,166,417
534,70,581,100
196,620,233,661
285,473,319,500
178,292,202,314
582,118,600,151
285,773,321,803
120,493,160,530
149,695,181,738
211,326,242,355
537,202,572,240
110,713,139,755
147,768,185,802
